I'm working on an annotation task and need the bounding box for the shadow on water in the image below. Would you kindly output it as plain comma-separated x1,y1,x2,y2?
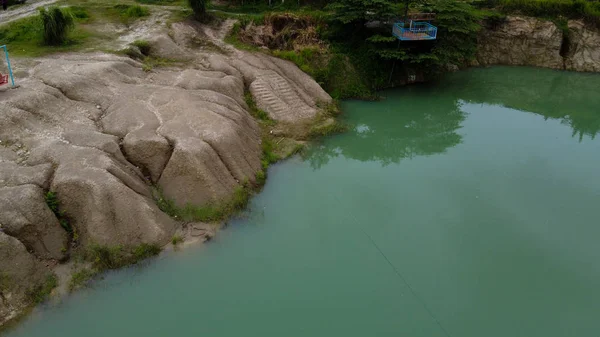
305,66,600,168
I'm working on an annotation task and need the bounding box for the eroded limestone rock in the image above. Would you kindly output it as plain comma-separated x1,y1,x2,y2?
566,21,600,72
477,16,564,69
478,16,600,72
0,185,68,260
0,232,52,325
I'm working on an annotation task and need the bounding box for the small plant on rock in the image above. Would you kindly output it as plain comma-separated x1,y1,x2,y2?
132,243,161,260
132,39,151,56
171,235,183,245
69,268,96,291
45,191,73,233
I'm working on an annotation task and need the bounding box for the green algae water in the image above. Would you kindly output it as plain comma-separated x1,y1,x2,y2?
6,66,600,337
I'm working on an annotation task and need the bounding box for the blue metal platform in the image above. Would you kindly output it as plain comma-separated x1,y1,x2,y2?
392,21,437,41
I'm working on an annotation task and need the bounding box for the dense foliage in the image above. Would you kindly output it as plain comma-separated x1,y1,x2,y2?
489,0,600,28
324,0,482,90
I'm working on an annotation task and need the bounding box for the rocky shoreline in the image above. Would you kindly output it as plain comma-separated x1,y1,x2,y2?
0,20,332,327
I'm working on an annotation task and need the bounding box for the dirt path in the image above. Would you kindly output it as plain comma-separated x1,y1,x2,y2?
0,0,58,25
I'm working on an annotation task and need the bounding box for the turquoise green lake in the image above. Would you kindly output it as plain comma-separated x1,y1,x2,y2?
5,66,600,337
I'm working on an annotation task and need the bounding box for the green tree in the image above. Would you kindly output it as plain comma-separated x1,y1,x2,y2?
328,0,397,25
328,0,481,71
39,7,74,46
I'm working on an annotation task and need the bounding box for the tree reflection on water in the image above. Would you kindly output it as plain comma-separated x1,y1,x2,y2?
305,88,466,169
305,66,600,169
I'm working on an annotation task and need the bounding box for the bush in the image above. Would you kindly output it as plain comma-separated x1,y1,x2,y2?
132,39,151,55
39,6,75,45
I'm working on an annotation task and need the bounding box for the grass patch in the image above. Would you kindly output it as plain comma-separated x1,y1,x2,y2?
103,4,150,24
142,56,178,71
69,6,91,22
307,101,346,138
120,46,182,72
307,119,347,138
171,235,183,245
132,243,162,260
0,10,92,57
154,182,253,222
155,187,178,217
261,137,280,169
68,268,96,291
125,4,150,18
244,91,273,124
255,169,266,186
132,39,151,56
26,274,57,304
68,242,161,291
83,243,162,271
223,22,261,51
179,185,251,222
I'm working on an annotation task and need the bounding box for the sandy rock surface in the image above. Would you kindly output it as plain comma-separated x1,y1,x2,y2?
0,232,53,325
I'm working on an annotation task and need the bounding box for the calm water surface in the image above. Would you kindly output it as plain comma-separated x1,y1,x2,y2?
6,67,600,337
